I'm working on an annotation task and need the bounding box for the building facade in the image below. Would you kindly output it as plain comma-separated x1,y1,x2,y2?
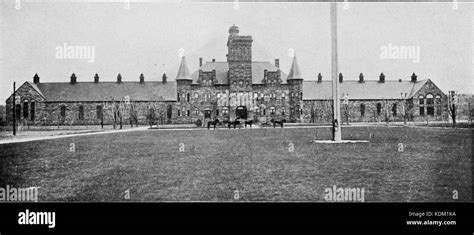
5,25,448,126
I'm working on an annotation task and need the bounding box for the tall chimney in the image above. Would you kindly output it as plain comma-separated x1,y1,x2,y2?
359,73,364,83
33,73,40,84
317,73,322,83
162,73,167,83
275,59,280,68
339,73,343,83
411,72,417,83
139,73,145,83
379,72,385,83
70,73,77,84
94,73,99,83
117,73,122,83
199,58,203,67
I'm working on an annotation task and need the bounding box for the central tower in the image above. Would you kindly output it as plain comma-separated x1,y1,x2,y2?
227,25,253,92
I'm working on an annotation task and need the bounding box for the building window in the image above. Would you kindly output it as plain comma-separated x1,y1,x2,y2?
300,92,303,100
215,110,219,116
96,106,103,119
178,110,181,116
360,103,365,117
187,110,190,117
426,94,434,116
392,103,397,116
418,95,425,116
177,93,180,102
435,95,442,115
282,108,286,116
78,106,84,120
60,105,66,118
204,109,211,119
282,93,285,101
16,104,21,120
187,93,190,102
167,105,172,120
30,102,35,121
194,108,199,115
376,103,382,116
270,107,275,115
263,109,266,115
23,101,28,119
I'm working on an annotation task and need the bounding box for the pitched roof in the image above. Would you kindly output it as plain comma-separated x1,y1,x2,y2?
191,61,288,85
287,56,303,80
176,56,192,80
35,81,177,102
302,79,429,100
26,82,45,98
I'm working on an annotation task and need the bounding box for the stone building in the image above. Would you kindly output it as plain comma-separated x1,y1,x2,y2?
5,25,447,126
302,73,448,124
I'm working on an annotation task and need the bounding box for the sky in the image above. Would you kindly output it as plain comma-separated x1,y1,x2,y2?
0,1,472,103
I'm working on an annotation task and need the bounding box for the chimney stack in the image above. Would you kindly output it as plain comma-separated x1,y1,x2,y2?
94,73,99,83
379,72,385,83
411,73,417,83
139,73,145,83
339,73,343,83
359,73,364,83
117,73,122,83
212,58,216,62
162,73,167,83
199,58,203,67
317,73,322,83
33,73,40,84
275,59,280,68
70,73,77,84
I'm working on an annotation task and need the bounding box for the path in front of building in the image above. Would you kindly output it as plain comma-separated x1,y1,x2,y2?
0,121,469,145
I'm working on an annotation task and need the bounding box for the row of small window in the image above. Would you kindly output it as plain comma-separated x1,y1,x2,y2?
359,103,395,117
176,107,292,117
419,94,442,105
358,103,441,117
58,105,104,120
13,101,36,121
177,92,302,102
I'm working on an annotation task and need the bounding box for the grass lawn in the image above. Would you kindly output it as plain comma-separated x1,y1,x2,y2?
0,126,471,202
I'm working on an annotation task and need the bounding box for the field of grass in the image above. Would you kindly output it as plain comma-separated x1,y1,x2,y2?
0,126,471,202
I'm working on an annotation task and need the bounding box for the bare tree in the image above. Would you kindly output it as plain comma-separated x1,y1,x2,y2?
398,93,413,125
128,100,138,127
381,99,391,125
310,104,315,123
342,93,350,125
448,90,458,128
104,97,125,129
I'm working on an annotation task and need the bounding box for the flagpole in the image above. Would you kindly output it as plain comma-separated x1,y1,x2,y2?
331,1,342,141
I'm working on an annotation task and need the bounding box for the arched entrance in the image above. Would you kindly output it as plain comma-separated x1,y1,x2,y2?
236,106,247,119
